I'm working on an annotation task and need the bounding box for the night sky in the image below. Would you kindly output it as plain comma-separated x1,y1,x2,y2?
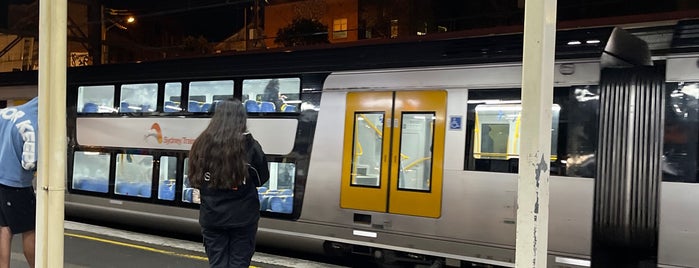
102,0,252,42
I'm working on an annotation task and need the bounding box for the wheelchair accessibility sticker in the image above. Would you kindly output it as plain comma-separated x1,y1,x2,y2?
449,116,462,131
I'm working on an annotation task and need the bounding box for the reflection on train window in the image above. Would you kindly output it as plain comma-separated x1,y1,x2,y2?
120,83,157,113
465,87,597,177
663,82,699,183
259,162,295,214
188,80,234,113
242,78,301,112
480,124,509,154
473,105,559,160
77,85,116,113
182,158,201,204
398,112,434,192
72,151,110,193
115,154,153,198
350,112,384,187
158,156,177,201
164,83,182,112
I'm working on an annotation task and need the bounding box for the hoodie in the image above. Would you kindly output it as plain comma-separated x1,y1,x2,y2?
0,97,38,188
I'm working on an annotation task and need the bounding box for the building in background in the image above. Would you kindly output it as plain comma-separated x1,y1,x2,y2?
0,0,698,68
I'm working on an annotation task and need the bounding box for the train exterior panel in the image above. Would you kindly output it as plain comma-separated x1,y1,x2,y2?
0,21,697,268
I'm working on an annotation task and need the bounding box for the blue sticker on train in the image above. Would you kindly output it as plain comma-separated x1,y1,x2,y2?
449,116,462,130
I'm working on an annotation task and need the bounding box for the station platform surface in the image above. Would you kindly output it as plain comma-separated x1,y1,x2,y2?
10,221,346,268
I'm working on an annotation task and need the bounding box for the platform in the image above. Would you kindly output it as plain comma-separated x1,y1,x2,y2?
10,221,345,268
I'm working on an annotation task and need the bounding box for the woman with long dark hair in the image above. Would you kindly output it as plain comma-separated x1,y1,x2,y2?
188,99,269,268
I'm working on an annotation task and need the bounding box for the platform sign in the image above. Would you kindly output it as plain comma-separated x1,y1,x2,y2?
449,116,462,130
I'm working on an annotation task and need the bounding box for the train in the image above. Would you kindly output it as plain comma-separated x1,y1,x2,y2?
0,19,697,268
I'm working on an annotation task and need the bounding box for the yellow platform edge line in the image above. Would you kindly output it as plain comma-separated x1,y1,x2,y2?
63,232,263,268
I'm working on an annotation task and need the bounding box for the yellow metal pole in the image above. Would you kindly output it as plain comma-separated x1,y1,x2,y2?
36,0,67,267
515,0,557,267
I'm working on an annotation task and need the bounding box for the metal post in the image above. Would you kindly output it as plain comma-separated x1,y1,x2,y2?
37,0,67,267
100,5,107,64
515,0,557,267
244,8,248,51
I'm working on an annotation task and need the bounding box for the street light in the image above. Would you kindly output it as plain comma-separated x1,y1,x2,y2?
100,6,135,64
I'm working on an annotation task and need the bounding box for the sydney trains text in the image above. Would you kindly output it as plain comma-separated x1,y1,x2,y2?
1,107,36,170
162,136,195,145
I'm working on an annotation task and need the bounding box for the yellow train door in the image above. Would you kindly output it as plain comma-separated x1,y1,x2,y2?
340,90,446,218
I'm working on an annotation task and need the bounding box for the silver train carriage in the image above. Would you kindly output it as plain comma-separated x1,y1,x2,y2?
0,20,697,268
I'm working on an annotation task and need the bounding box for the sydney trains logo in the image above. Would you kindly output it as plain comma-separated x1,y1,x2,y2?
144,123,164,144
144,122,196,146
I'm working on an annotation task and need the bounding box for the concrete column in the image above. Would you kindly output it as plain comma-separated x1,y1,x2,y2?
515,0,557,267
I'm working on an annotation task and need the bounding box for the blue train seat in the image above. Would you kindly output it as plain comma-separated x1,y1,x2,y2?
72,178,84,189
140,104,152,112
201,103,212,113
281,197,293,213
138,183,152,198
164,101,180,112
116,183,139,196
183,188,194,203
268,196,283,212
280,189,293,196
120,102,132,112
75,177,108,193
283,104,297,112
260,101,275,112
245,100,260,112
257,187,268,203
159,183,175,200
82,102,99,113
188,101,201,112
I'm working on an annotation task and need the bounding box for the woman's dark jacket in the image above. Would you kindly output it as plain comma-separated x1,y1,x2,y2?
198,133,269,229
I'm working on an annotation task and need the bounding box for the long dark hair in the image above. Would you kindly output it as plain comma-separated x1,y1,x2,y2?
188,99,248,189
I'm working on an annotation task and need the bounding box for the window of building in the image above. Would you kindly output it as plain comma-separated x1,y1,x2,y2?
333,18,348,39
390,19,399,38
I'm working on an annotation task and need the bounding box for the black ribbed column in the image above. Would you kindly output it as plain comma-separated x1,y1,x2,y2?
592,67,664,268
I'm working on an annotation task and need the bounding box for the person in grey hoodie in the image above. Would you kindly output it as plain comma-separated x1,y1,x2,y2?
188,99,269,268
0,97,38,268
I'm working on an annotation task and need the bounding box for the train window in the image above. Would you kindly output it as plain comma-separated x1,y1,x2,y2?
120,83,157,113
188,80,234,113
465,87,599,177
397,112,435,192
350,112,384,187
164,83,183,112
242,78,301,112
663,82,699,183
259,162,295,214
115,153,153,198
472,104,560,160
77,85,116,113
158,156,177,201
182,158,201,204
71,151,110,193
